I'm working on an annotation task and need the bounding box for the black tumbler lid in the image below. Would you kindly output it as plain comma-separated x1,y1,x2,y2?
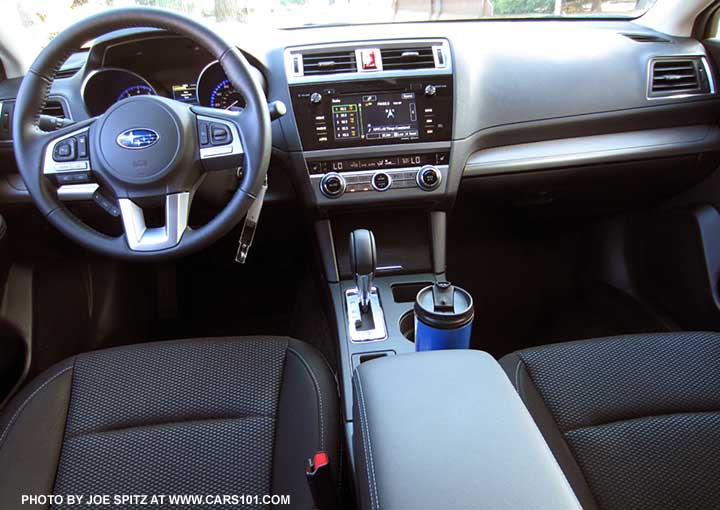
414,281,474,330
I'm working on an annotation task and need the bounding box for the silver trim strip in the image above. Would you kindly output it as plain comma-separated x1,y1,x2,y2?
118,192,190,252
346,287,387,343
58,183,99,201
463,125,720,177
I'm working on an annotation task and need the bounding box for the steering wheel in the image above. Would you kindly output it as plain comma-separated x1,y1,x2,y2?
12,7,271,260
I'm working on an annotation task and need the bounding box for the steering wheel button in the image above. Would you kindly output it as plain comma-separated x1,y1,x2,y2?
55,173,75,184
52,160,90,172
77,134,88,158
198,122,210,146
210,123,231,145
53,139,76,162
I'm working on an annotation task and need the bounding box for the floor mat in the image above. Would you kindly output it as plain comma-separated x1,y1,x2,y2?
447,210,672,358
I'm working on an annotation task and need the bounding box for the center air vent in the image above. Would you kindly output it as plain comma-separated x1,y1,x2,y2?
286,40,451,81
301,51,357,76
380,46,436,70
649,58,711,97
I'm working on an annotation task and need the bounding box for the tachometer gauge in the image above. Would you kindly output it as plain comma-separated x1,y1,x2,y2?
82,68,157,116
210,80,244,110
117,84,155,102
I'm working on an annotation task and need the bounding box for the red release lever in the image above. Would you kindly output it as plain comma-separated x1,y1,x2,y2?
308,451,329,473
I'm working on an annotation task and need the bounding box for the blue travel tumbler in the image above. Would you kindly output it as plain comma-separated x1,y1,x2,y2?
414,282,474,351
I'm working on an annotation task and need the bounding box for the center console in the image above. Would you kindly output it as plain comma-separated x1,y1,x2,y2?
352,350,583,510
284,39,454,206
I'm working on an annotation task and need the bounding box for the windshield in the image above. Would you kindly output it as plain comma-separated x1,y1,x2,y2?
13,0,660,41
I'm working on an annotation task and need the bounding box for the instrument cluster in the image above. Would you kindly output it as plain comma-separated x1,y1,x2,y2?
83,61,246,117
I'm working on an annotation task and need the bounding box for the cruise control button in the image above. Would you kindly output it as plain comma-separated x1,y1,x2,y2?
210,123,231,145
53,138,76,162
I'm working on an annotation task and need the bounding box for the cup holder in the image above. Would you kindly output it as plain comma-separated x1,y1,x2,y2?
399,310,415,342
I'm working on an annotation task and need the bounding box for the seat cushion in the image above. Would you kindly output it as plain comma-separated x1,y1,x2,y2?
500,332,720,510
0,336,340,510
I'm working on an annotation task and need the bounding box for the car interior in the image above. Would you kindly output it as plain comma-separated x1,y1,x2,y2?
1,0,720,508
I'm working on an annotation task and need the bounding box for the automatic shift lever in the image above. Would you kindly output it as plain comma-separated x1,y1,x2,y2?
349,229,377,312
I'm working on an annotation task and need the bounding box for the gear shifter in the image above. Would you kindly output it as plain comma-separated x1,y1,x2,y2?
345,229,386,342
349,229,377,312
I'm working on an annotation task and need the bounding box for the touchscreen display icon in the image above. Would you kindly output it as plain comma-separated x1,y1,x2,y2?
357,48,382,71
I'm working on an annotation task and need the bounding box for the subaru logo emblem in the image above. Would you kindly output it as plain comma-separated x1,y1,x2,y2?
116,129,160,149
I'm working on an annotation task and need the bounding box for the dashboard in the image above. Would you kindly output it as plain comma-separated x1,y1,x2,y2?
1,20,720,212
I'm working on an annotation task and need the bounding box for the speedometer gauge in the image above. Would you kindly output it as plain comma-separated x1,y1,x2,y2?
117,84,155,102
210,80,244,110
197,61,249,110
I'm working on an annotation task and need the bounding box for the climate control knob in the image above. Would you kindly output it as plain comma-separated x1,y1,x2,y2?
372,172,392,191
320,172,346,198
417,165,442,191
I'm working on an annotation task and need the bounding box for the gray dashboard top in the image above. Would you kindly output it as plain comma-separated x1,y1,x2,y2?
12,20,715,150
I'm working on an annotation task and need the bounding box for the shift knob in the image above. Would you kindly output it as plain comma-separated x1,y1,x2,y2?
349,229,376,311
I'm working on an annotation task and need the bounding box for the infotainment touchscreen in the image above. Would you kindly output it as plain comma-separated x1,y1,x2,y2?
331,92,419,142
289,76,453,150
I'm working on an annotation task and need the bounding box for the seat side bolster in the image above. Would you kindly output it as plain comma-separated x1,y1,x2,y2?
271,339,340,509
499,352,599,510
0,357,75,510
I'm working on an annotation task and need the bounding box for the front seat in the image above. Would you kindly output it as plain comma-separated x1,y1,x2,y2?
500,332,720,510
0,336,340,509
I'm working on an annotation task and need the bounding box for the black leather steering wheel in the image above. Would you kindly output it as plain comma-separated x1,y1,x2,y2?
13,7,271,260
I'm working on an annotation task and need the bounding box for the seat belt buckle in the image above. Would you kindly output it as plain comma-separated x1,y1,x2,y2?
305,451,336,510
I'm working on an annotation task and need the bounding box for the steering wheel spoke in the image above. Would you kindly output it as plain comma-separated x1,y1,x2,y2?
118,192,191,251
42,123,96,188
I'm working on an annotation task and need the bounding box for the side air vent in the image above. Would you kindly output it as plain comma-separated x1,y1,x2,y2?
301,51,357,76
42,100,67,118
380,46,436,70
649,58,712,97
56,68,80,79
622,32,672,43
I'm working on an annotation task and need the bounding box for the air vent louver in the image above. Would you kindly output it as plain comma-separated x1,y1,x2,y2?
649,58,710,97
622,33,672,43
301,51,356,75
41,100,67,119
56,68,79,79
380,46,436,70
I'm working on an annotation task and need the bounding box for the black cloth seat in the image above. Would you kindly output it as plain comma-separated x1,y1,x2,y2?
500,331,720,510
0,336,340,510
